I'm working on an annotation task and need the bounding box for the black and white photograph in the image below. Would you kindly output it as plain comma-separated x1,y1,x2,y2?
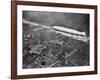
11,1,97,79
22,11,90,69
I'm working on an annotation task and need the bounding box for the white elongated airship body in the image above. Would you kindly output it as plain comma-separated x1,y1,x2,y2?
52,26,86,36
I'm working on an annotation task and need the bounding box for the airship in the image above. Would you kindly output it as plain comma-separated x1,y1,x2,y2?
52,26,86,36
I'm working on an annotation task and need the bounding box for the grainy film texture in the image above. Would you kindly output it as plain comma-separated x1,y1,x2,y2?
22,11,90,69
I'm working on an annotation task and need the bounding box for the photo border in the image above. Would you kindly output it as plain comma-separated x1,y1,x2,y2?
11,0,97,79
